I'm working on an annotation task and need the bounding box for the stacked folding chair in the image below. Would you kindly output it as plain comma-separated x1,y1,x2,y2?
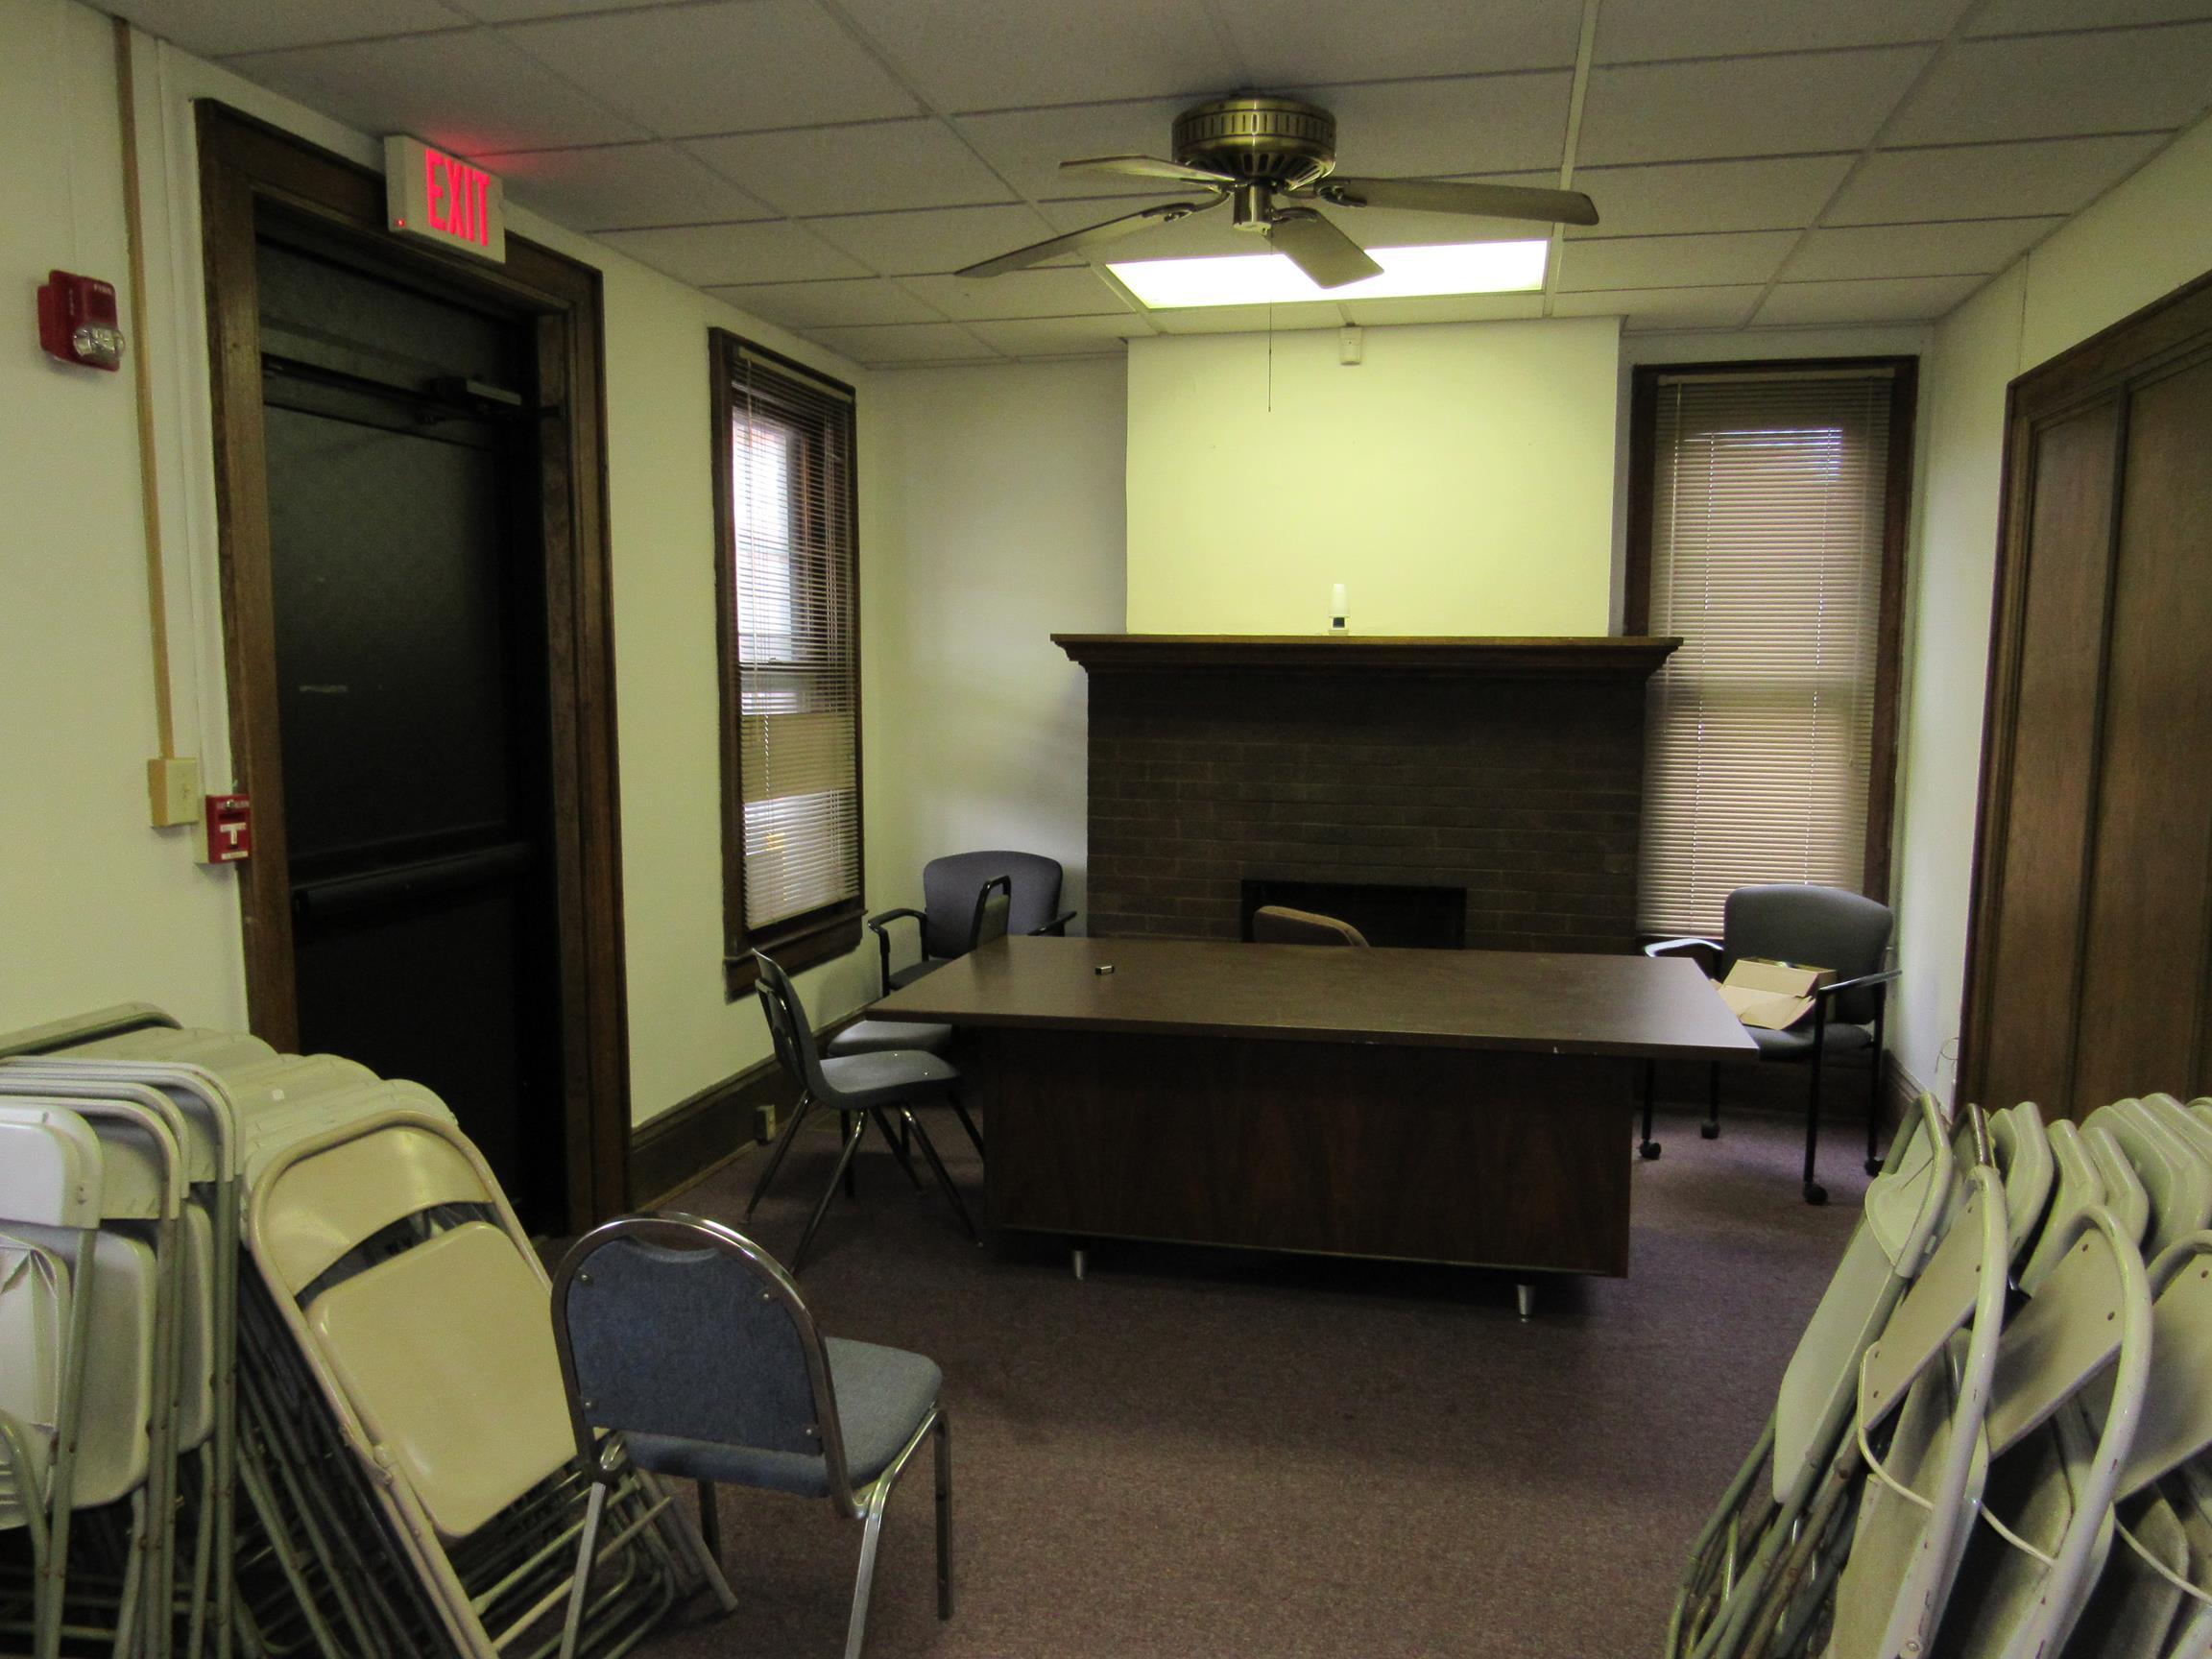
0,1005,720,1659
1666,1088,2212,1659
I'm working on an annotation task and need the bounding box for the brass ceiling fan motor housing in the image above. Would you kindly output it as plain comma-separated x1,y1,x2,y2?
1171,96,1337,182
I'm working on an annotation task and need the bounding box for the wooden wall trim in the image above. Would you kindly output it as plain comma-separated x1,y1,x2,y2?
629,1051,798,1211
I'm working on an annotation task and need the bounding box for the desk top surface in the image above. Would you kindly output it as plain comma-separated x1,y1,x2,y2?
871,936,1759,1060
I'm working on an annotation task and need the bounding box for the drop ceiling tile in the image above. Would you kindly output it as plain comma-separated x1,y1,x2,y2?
1567,156,1858,237
965,315,1156,356
803,323,1001,365
899,269,1133,321
1784,216,2062,280
1146,301,1347,334
1753,274,1988,325
1213,0,1585,84
704,277,945,329
445,0,660,17
955,100,1211,202
595,220,869,285
1883,25,2212,147
1337,293,1548,325
1552,286,1766,329
470,142,772,230
1558,230,1800,290
498,1,919,138
1969,0,2212,34
1595,0,1969,63
805,204,1062,276
1578,48,1933,165
227,32,646,153
685,121,1016,217
1826,133,2168,224
114,0,467,57
1308,73,1575,177
833,0,1239,111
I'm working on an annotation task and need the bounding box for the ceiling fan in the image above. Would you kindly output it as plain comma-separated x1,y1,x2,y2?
957,94,1599,289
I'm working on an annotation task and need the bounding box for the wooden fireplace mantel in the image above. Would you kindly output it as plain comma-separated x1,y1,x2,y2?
1051,634,1683,678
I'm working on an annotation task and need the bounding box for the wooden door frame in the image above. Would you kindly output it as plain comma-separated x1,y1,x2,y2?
198,103,629,1227
1959,265,2212,1110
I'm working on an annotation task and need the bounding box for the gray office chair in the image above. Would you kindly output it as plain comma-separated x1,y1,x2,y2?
868,852,1074,995
830,877,1012,1060
1251,904,1369,947
748,952,983,1267
549,1214,951,1659
1641,883,1898,1205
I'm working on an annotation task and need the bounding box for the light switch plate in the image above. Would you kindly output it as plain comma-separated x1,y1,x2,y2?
148,755,202,828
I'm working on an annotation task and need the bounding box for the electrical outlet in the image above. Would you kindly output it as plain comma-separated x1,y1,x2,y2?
147,755,202,828
755,1102,780,1143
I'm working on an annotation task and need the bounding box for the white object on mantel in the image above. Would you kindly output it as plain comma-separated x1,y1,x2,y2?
1330,584,1348,634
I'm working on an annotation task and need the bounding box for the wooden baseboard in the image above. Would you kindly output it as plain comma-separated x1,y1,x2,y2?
629,1052,799,1211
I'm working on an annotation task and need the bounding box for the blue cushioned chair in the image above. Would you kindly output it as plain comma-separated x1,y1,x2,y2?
867,852,1073,996
1641,883,1899,1205
549,1214,951,1659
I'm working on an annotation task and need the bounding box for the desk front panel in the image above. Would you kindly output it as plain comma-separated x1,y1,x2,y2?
976,1027,1633,1276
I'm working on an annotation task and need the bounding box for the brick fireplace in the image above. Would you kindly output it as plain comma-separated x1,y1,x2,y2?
1055,635,1680,954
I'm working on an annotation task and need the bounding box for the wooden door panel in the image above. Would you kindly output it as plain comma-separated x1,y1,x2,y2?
2072,357,2212,1109
1975,401,2120,1114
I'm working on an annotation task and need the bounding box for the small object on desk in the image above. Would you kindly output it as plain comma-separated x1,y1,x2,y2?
1094,963,1115,975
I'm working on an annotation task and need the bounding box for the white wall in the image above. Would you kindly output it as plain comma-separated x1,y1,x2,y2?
1124,317,1622,636
1891,112,2212,1102
0,0,885,1126
863,360,1127,926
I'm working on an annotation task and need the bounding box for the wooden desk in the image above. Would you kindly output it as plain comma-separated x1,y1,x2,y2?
872,936,1755,1282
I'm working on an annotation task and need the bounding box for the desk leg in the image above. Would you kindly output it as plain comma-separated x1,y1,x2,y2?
1516,1282,1535,1322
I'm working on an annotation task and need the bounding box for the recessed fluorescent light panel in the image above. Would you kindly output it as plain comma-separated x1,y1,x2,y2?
1108,239,1549,309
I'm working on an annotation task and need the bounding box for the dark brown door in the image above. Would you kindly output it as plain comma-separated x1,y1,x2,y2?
1964,270,2212,1118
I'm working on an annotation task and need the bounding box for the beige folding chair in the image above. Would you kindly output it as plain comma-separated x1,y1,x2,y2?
2088,1099,2212,1260
245,1111,700,1659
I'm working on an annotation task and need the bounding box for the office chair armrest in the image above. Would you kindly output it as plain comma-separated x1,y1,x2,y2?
865,908,927,997
1811,967,1903,999
1643,936,1720,957
1031,910,1077,937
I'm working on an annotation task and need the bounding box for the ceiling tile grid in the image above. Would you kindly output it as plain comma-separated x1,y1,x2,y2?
101,0,2212,359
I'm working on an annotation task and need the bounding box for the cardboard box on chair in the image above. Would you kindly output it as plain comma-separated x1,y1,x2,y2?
1716,958,1834,1031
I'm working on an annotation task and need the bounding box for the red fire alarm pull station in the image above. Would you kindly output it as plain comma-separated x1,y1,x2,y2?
37,270,125,371
202,794,252,864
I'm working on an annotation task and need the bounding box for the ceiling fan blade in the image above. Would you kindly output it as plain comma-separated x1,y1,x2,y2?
954,198,1221,280
1061,155,1238,185
1265,208,1382,290
1317,177,1599,228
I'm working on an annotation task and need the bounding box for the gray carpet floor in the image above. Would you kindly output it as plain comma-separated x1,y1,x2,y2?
632,1103,1864,1659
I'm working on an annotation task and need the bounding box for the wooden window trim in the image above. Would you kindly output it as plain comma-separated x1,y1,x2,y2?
1624,355,1918,907
709,329,864,998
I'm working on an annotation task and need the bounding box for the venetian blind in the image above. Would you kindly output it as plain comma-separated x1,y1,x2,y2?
1638,370,1891,937
729,349,859,932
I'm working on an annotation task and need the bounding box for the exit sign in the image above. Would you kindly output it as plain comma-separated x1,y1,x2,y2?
384,135,506,263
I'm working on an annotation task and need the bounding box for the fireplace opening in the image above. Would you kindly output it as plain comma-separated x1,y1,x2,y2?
1240,879,1467,950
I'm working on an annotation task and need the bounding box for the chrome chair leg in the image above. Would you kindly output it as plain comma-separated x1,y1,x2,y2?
695,1482,720,1563
794,1117,868,1270
844,1485,893,1659
934,1413,952,1620
746,1091,815,1220
557,1481,608,1659
901,1110,979,1243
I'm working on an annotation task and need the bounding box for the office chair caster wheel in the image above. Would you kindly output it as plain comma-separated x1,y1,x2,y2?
1699,1122,1719,1139
1864,1157,1883,1177
1803,1182,1828,1206
1639,1141,1661,1161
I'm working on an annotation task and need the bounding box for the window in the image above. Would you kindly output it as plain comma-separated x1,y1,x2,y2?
1627,361,1914,938
712,331,862,992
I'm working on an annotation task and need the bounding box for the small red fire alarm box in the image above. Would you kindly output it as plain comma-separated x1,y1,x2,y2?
202,794,252,864
37,270,125,371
